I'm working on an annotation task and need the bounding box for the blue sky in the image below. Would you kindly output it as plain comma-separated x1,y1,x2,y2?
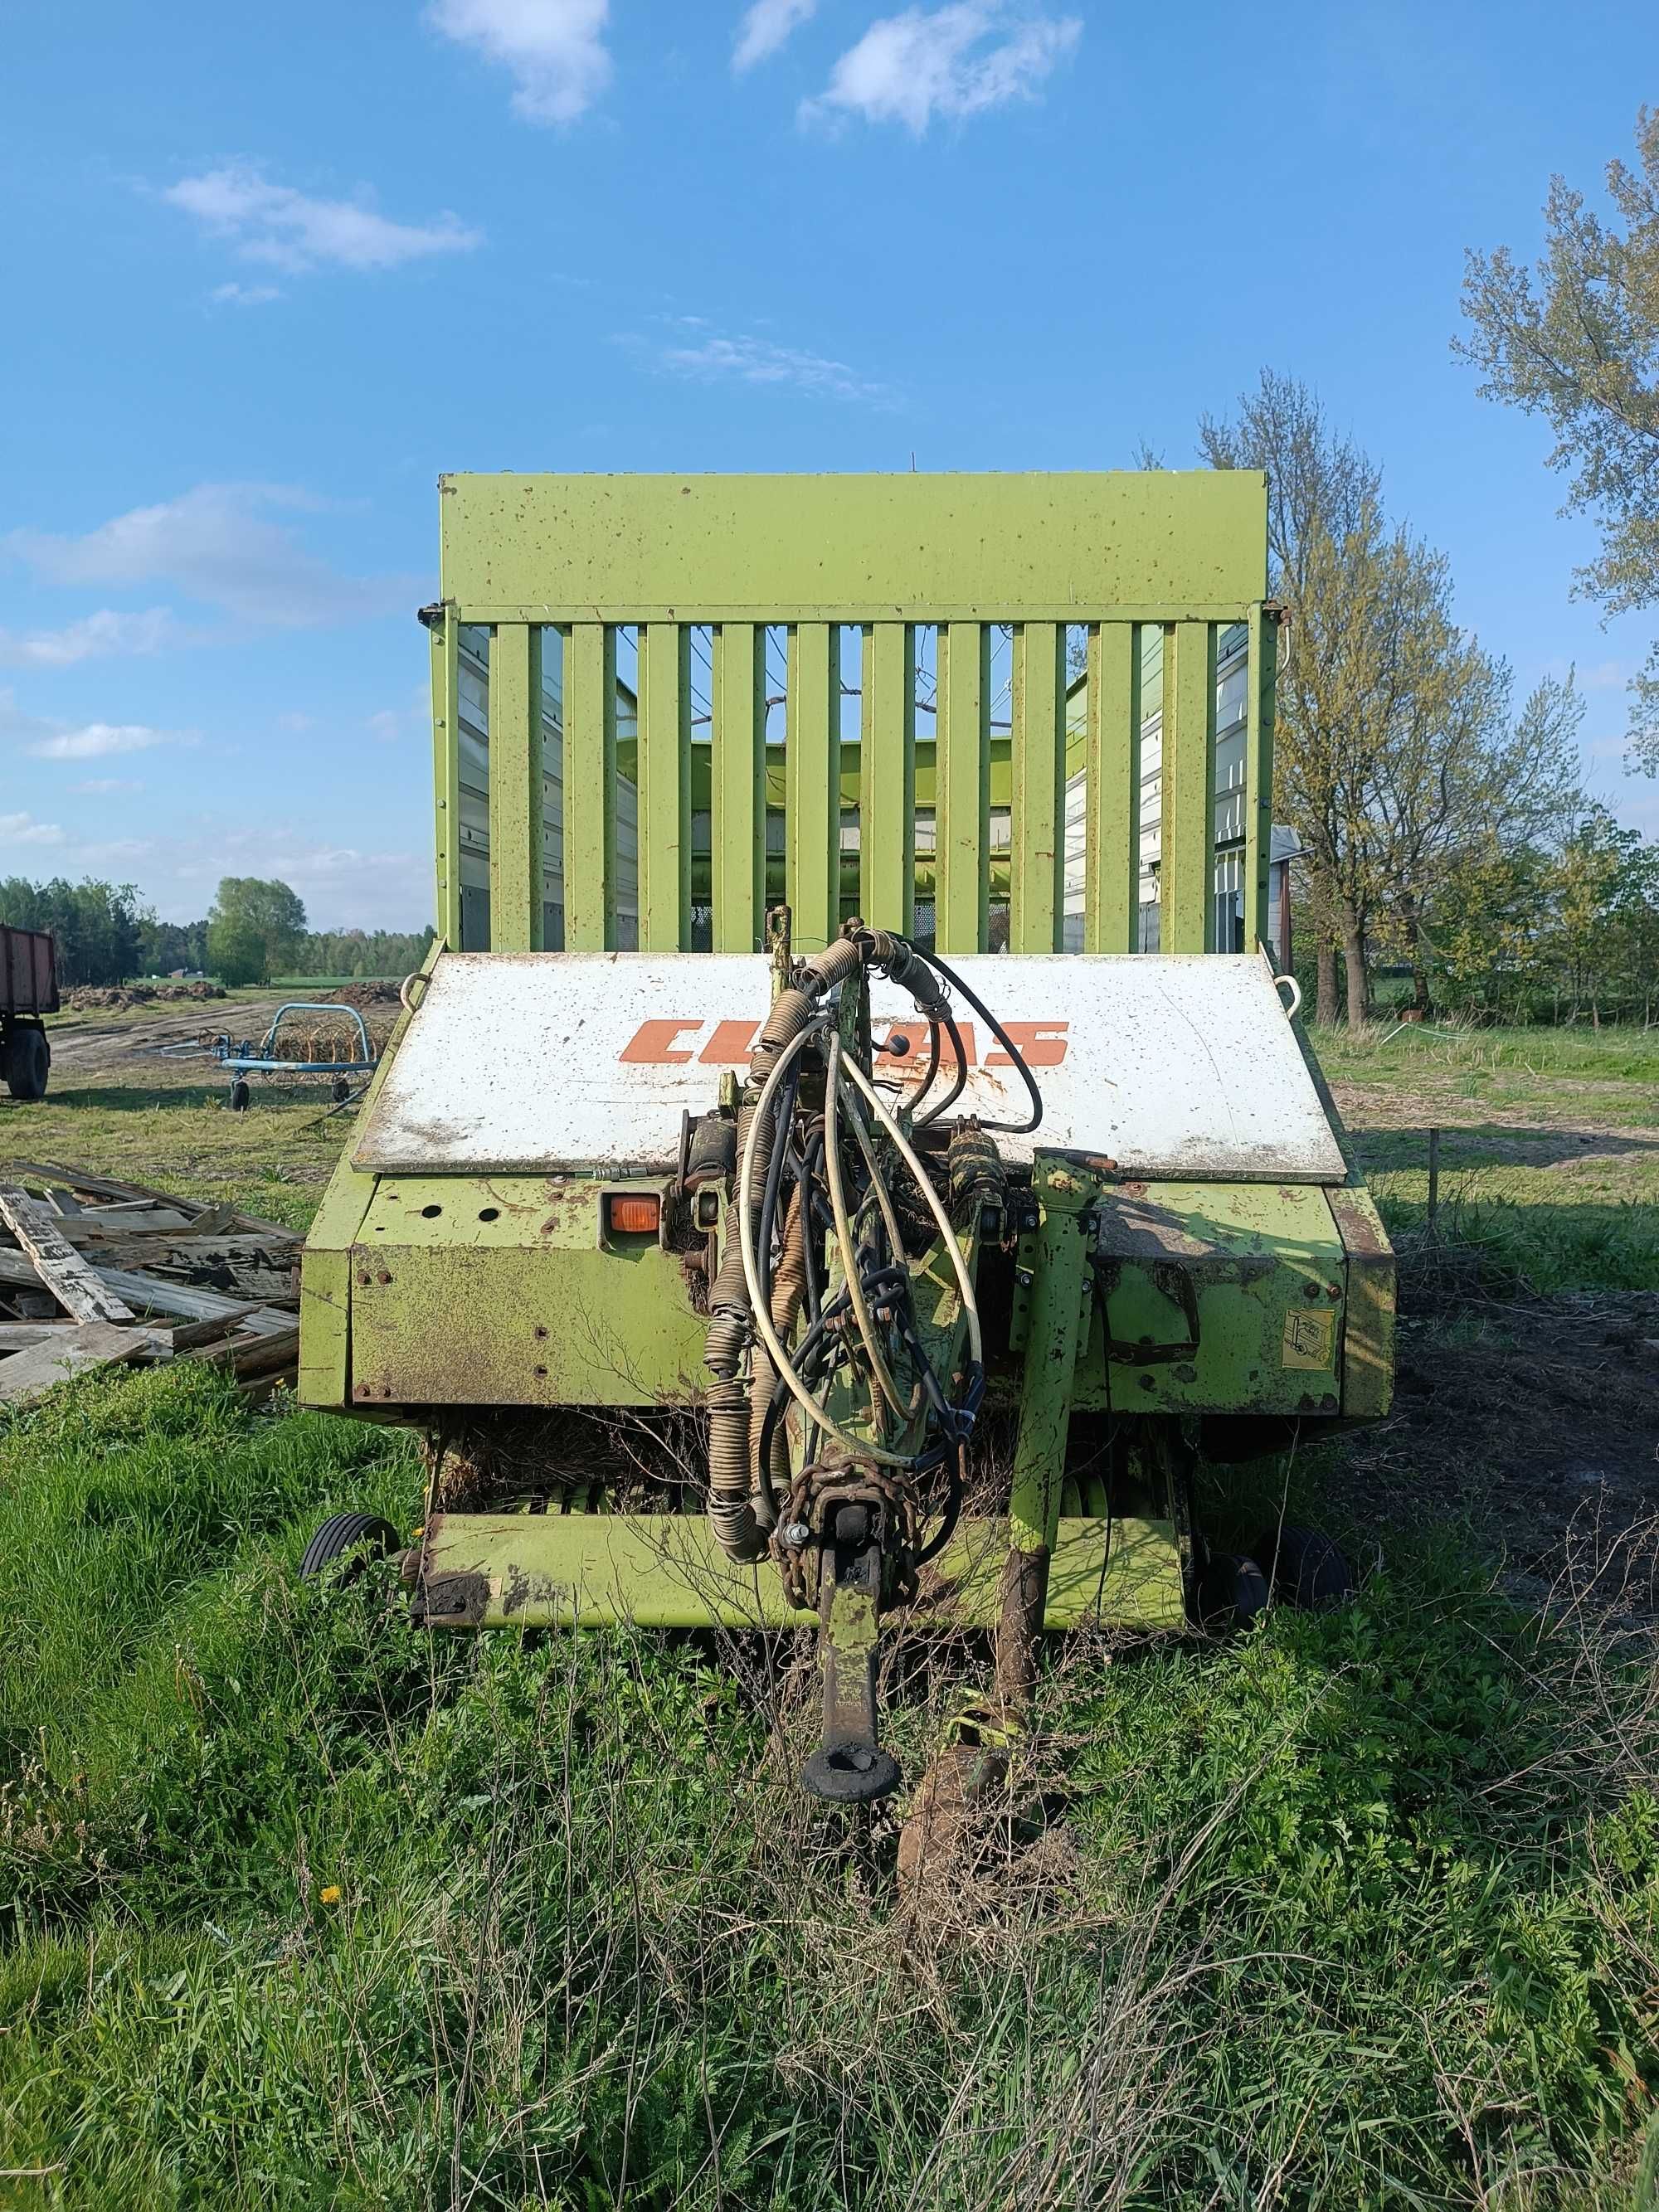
2,0,1656,929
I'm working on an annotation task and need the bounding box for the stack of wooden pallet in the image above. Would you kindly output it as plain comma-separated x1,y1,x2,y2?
0,1161,301,1409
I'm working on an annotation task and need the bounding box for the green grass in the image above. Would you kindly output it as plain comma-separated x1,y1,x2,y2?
1309,1023,1659,1294
1,1365,1655,2207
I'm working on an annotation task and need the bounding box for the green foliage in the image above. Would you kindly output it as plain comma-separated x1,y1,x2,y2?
205,878,308,987
1,1363,1654,2206
0,874,149,987
1458,104,1659,773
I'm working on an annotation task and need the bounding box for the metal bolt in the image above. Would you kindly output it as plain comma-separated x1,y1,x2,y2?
783,1521,811,1548
377,1270,392,1285
1302,1281,1321,1300
1015,1267,1034,1288
534,1324,548,1339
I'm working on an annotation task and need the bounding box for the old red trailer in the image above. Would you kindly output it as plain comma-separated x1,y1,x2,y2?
0,926,57,1099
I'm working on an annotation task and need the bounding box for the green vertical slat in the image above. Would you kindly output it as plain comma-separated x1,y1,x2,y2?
786,621,839,952
1243,602,1277,955
563,622,616,950
935,620,989,953
1160,621,1215,955
1083,622,1140,953
637,623,690,951
1010,620,1066,952
431,608,463,947
712,623,766,951
488,623,542,951
860,621,914,933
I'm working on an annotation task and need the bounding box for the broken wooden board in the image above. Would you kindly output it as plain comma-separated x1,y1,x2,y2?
0,1320,168,1405
0,1188,136,1325
0,1321,76,1351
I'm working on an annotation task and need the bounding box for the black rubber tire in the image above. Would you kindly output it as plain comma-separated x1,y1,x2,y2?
229,1078,251,1112
5,1025,50,1101
1196,1550,1272,1631
1253,1523,1355,1612
299,1511,398,1582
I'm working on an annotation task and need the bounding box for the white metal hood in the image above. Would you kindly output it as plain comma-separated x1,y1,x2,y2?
353,950,1345,1184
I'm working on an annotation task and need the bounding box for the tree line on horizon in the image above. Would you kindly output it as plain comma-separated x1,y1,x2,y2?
0,873,433,989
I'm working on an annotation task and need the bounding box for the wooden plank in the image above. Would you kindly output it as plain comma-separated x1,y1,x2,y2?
1160,620,1215,955
162,1305,266,1351
785,621,841,954
712,622,766,951
1243,602,1277,955
563,622,618,951
0,1188,136,1324
1010,620,1067,953
52,1207,198,1240
486,622,544,951
1083,621,1141,954
0,1252,297,1332
432,605,465,948
6,1161,202,1214
860,622,915,935
0,1321,164,1406
935,620,990,952
0,1322,76,1350
636,622,691,951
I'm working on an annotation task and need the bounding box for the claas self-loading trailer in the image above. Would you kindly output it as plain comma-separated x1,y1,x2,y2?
297,473,1394,1808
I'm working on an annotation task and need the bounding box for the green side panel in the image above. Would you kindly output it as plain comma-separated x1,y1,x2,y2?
431,610,463,946
438,473,1269,620
786,622,840,952
1243,603,1276,952
1008,1184,1092,1553
344,1175,709,1408
860,621,915,933
564,622,617,951
637,624,690,951
1326,1184,1396,1419
299,941,445,1407
712,622,766,951
1083,620,1140,954
417,1512,1186,1631
1160,621,1215,955
487,623,543,952
1074,1179,1346,1415
1009,620,1066,953
936,620,989,951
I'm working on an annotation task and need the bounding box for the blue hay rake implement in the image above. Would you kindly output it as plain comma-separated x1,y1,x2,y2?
208,1002,379,1112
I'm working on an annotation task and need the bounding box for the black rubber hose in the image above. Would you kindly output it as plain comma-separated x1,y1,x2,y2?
915,1004,971,1126
916,947,1042,1135
756,1063,799,1311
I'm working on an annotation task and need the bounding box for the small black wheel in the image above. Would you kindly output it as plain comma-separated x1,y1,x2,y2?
299,1510,398,1581
5,1025,50,1101
1253,1523,1355,1612
229,1078,251,1112
1196,1550,1271,1632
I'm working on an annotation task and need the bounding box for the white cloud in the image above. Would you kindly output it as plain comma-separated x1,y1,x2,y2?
74,778,144,795
0,607,184,668
0,811,64,847
162,164,481,273
1580,659,1632,692
802,4,1081,133
368,709,405,744
27,722,181,762
734,0,817,70
7,484,421,629
428,0,611,124
647,326,893,405
210,281,282,306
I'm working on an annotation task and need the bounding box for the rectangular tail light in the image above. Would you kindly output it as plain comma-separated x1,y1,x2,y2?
604,1192,661,1237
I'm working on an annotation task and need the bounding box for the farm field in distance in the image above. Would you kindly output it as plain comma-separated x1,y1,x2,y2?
2,1012,1657,2208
